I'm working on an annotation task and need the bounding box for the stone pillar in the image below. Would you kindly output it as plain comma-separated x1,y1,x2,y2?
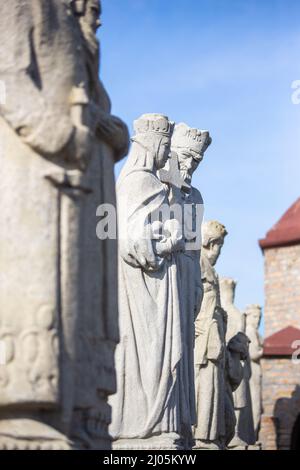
0,0,129,449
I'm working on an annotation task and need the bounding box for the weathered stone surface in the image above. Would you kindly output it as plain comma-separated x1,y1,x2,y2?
245,304,263,444
0,0,128,450
168,123,211,448
220,278,256,449
193,220,229,450
110,117,211,450
110,114,186,450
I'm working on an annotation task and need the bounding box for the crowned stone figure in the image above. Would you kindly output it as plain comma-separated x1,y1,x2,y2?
159,123,211,446
220,278,256,449
245,305,263,444
193,220,228,449
110,113,200,450
0,0,128,449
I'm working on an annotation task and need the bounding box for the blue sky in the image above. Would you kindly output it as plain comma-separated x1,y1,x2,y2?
100,0,300,333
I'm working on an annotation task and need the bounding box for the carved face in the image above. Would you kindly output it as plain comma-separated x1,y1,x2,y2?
85,0,102,32
248,309,261,328
155,136,171,170
207,238,224,266
177,149,202,184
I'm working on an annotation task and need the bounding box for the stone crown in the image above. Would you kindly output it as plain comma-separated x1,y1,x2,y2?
171,122,212,158
133,114,174,137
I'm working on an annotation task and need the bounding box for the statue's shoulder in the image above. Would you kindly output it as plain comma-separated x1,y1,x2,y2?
190,186,204,205
117,168,166,201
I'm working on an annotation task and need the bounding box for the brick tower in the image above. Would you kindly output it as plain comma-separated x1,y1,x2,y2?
259,198,300,450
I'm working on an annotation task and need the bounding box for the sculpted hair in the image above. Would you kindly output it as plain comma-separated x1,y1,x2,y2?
202,220,228,247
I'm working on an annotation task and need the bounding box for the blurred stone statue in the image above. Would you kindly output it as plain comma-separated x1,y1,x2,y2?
225,330,246,446
110,113,202,450
193,220,228,449
220,278,256,449
0,0,128,449
245,304,263,442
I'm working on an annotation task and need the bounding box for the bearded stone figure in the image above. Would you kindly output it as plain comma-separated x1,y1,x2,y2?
193,220,228,449
220,278,256,449
110,113,201,450
170,123,211,320
158,123,211,447
0,0,128,449
245,305,263,443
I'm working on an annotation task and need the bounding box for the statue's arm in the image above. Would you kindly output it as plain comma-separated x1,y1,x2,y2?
118,173,169,272
0,0,74,156
92,81,129,162
206,319,224,361
195,283,215,337
248,331,263,361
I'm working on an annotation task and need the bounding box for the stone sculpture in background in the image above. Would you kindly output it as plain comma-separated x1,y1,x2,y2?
245,304,264,444
220,278,256,449
193,220,229,449
0,0,128,449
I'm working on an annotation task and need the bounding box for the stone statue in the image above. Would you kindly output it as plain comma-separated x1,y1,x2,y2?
110,113,202,450
220,278,256,449
220,278,245,342
245,304,263,442
0,0,129,449
164,123,211,447
193,220,228,449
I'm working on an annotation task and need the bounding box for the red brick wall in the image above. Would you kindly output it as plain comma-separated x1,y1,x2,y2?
260,358,300,449
260,243,300,449
264,245,300,338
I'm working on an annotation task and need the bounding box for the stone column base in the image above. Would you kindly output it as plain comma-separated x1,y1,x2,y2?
113,433,185,450
247,442,262,450
193,439,222,450
0,419,73,450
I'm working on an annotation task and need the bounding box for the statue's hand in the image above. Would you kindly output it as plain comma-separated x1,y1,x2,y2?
133,238,162,272
96,111,129,162
163,219,185,253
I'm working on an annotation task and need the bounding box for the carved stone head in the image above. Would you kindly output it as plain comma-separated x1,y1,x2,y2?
202,220,228,266
219,277,236,306
171,123,211,184
72,0,101,56
72,0,102,31
84,0,102,33
245,304,262,329
132,114,174,170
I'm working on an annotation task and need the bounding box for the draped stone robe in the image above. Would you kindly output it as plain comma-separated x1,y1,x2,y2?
110,157,191,447
194,253,226,446
246,322,263,440
222,296,255,447
169,185,203,442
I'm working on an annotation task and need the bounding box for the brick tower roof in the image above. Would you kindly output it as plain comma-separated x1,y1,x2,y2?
264,326,300,356
259,198,300,250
